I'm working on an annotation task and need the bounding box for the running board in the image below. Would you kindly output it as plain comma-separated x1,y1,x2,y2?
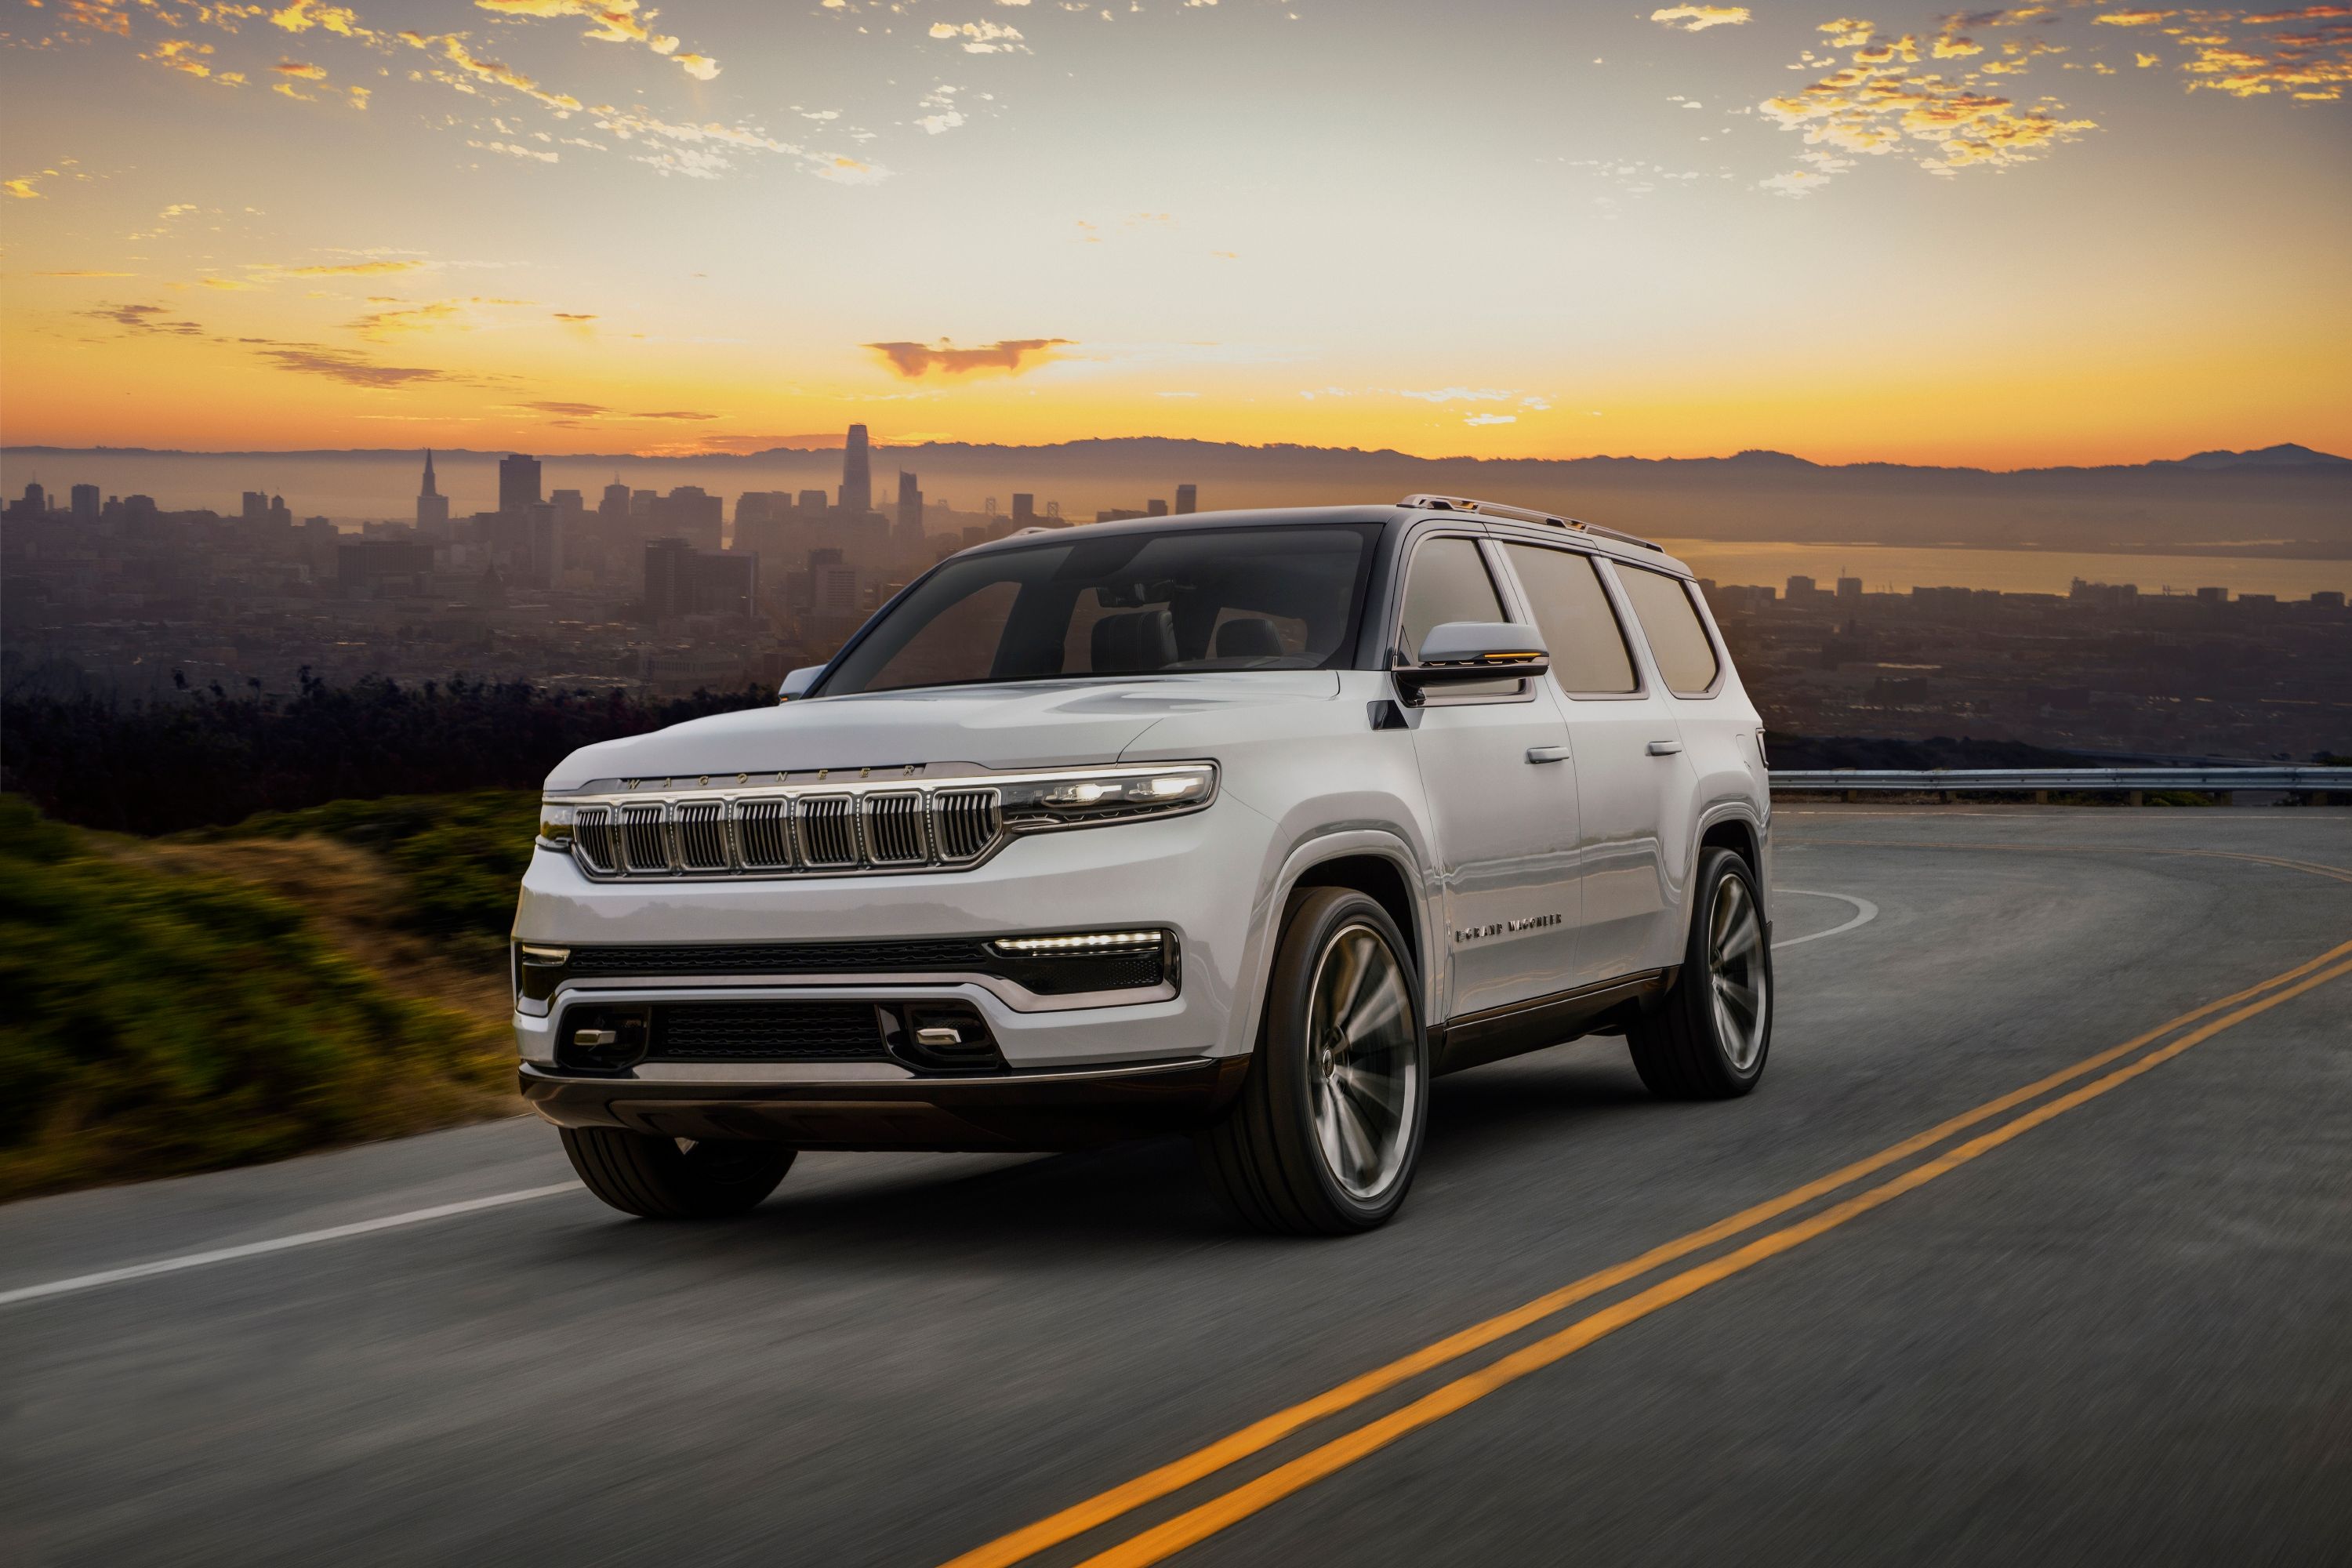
1431,969,1673,1076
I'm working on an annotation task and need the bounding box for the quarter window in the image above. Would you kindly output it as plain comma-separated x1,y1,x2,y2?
1501,544,1638,695
1615,566,1722,697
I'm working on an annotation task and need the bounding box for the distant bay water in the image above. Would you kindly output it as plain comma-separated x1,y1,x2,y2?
1654,539,2349,600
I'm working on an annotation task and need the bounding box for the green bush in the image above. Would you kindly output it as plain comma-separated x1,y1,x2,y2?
188,789,538,946
0,797,510,1200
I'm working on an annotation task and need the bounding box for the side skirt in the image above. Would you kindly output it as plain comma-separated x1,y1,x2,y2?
1431,968,1675,1076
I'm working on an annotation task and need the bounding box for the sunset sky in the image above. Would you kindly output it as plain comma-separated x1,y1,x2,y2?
2,0,2347,466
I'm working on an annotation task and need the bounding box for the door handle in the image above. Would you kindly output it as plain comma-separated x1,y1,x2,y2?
1526,745,1571,764
1646,739,1683,756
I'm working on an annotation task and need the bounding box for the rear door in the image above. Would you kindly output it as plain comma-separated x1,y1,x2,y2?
1497,540,1690,986
1395,532,1581,1020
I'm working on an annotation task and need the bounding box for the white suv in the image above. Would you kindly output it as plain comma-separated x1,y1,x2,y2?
517,496,1773,1232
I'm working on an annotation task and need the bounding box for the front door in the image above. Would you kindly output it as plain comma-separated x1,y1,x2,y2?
1396,534,1581,1020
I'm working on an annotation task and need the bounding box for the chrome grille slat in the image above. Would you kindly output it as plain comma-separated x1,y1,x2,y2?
619,804,673,873
797,795,860,868
673,800,730,870
733,798,794,869
573,805,618,873
863,791,928,865
934,787,1001,863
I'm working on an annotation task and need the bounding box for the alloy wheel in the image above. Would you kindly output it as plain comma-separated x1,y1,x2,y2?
1305,923,1420,1200
1707,873,1769,1071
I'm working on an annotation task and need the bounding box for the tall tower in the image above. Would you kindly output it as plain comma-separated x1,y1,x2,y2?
499,452,542,514
416,449,450,535
894,470,924,560
1174,483,1197,515
839,423,872,517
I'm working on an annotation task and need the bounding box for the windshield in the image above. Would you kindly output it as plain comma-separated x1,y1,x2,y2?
819,524,1381,696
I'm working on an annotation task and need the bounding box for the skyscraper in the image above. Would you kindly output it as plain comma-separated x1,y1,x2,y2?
1174,484,1197,515
839,423,873,516
499,452,542,514
416,450,450,535
241,490,267,521
894,470,925,559
70,483,100,521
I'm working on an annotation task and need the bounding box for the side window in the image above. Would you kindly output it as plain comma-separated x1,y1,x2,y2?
1501,543,1638,696
1397,536,1519,697
1615,566,1722,697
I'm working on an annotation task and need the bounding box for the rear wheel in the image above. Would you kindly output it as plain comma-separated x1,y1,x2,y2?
560,1127,796,1218
1198,887,1428,1234
1628,847,1772,1100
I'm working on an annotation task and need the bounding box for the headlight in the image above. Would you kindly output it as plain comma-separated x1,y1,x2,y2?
1000,764,1217,830
537,802,577,851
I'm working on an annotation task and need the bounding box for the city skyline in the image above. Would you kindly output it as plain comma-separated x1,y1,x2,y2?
2,2,2347,470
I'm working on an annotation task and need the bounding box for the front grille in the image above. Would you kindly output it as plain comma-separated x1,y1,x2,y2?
797,795,859,867
673,800,730,871
935,788,1000,862
651,1002,887,1062
559,783,1014,880
864,791,928,864
735,798,793,869
620,804,671,872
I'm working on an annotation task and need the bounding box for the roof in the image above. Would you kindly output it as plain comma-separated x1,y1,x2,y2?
953,501,1693,577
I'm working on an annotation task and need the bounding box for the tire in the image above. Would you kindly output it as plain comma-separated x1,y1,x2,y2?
1198,887,1429,1235
559,1127,797,1219
1628,847,1773,1100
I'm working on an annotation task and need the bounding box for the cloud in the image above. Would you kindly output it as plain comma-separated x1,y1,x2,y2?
1761,13,2096,184
472,0,720,78
2176,9,2352,99
36,269,139,276
1463,413,1518,426
5,176,44,200
470,138,561,162
270,1,376,38
521,399,608,416
1395,387,1515,403
865,338,1073,378
84,302,208,336
255,343,452,386
2094,9,2176,24
274,59,329,78
401,30,586,112
1650,5,1750,31
928,20,1029,53
282,259,430,276
634,409,719,420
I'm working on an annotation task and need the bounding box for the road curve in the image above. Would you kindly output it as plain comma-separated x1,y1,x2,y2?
2,808,2348,1566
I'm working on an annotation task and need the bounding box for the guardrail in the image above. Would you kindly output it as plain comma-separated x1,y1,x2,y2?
1769,767,2352,795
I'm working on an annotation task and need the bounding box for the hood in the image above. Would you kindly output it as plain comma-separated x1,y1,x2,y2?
543,671,1341,789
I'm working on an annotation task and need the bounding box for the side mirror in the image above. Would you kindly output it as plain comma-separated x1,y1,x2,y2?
1392,621,1548,704
777,665,823,702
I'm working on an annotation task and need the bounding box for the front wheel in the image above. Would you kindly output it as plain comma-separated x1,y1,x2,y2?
1628,847,1773,1100
560,1127,796,1218
1198,887,1428,1234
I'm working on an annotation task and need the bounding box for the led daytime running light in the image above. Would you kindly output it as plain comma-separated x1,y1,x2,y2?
992,931,1162,954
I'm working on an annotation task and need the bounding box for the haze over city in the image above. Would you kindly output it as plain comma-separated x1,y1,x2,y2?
4,0,2348,467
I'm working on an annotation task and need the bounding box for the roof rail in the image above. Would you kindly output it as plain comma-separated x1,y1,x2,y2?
1396,494,1664,552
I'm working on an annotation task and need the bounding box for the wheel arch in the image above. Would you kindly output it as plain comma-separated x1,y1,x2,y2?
1686,802,1769,942
1229,830,1437,1059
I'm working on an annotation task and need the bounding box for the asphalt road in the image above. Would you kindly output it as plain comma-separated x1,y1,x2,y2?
5,807,2350,1567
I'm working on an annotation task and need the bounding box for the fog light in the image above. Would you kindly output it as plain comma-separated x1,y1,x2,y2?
991,931,1160,954
557,1005,650,1073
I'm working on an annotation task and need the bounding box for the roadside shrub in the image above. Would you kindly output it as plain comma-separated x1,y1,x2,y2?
0,797,510,1200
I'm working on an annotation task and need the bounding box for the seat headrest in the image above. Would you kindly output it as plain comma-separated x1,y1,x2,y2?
1090,608,1178,673
1213,616,1285,660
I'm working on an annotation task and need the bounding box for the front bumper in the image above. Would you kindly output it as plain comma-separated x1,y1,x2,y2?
511,797,1276,1073
519,1055,1247,1152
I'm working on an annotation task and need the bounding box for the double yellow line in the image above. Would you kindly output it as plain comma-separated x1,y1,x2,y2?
946,935,2352,1568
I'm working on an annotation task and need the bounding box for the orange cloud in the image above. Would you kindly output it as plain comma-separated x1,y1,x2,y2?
283,259,430,276
273,59,329,78
864,338,1075,378
472,0,720,78
1649,5,1749,31
256,343,451,386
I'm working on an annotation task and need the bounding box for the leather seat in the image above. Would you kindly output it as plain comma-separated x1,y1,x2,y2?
1213,616,1285,660
1090,608,1178,673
